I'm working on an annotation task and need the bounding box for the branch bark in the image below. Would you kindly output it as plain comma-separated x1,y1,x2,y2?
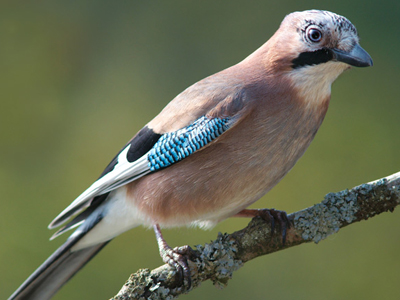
110,172,400,300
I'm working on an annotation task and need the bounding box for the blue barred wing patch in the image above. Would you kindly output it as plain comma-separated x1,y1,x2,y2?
147,116,229,171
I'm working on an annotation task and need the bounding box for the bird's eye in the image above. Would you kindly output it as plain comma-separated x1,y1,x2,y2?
307,28,323,43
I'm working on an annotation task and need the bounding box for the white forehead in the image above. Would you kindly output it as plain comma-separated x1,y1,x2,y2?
299,10,357,35
285,10,359,49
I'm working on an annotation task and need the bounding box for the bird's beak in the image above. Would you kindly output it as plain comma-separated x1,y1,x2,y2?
331,44,373,67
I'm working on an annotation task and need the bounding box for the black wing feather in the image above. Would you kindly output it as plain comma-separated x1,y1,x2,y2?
98,125,161,178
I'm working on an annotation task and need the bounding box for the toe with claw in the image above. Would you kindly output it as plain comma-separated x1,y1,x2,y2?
153,224,195,289
234,208,292,245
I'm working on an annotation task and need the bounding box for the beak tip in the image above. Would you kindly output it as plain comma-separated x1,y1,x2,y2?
332,45,373,68
360,57,373,68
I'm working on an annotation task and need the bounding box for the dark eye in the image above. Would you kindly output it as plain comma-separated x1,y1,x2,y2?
307,28,323,43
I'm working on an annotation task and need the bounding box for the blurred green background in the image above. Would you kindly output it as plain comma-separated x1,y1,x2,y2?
1,0,399,299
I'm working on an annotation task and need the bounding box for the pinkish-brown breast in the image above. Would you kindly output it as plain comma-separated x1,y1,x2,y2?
126,74,330,228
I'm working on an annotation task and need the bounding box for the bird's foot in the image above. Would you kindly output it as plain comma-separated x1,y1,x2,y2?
153,224,195,289
161,245,194,288
234,208,292,245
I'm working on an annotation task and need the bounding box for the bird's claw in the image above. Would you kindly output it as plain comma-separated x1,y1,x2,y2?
160,245,194,289
256,208,291,245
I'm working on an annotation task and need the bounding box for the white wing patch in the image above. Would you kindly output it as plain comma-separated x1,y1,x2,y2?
49,145,151,229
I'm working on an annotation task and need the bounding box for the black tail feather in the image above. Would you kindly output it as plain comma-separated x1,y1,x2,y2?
8,234,109,300
9,207,109,300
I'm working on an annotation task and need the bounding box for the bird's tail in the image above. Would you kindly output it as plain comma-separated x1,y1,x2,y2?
8,230,109,300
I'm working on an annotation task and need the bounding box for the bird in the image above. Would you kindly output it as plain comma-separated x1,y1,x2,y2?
9,9,372,300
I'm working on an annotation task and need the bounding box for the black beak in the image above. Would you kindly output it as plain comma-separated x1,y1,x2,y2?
331,44,373,67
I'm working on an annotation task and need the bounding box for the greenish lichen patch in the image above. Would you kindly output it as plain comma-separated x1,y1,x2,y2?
354,179,399,220
293,178,400,244
195,232,243,289
294,188,359,244
111,268,174,300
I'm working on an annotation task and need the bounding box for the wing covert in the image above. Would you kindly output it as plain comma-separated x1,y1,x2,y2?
148,116,230,171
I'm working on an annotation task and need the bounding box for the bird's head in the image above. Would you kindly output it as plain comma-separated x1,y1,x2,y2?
267,10,372,71
260,10,373,104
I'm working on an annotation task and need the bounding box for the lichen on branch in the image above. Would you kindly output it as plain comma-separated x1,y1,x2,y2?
111,172,400,300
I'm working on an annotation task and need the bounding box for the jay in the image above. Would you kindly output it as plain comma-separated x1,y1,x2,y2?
9,9,372,300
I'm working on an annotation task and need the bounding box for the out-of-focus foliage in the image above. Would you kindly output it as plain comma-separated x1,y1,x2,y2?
1,1,399,299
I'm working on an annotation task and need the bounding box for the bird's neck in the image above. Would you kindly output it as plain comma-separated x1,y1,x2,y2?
286,61,349,109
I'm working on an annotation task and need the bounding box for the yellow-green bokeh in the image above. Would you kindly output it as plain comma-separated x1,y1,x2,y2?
1,1,399,299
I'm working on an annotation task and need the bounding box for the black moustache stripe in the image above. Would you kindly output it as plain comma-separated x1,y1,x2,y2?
292,48,333,69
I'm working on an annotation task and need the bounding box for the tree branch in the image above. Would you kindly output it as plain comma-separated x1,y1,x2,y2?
110,172,400,300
